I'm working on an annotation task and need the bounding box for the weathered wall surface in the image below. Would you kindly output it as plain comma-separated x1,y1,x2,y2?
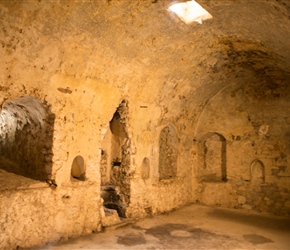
195,70,290,215
0,176,101,249
0,0,290,248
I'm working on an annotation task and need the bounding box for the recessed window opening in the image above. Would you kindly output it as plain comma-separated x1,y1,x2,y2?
168,0,212,24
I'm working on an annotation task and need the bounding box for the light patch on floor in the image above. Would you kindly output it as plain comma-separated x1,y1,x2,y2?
170,230,192,237
37,204,290,250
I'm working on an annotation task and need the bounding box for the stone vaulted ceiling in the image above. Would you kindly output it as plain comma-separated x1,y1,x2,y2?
0,0,289,128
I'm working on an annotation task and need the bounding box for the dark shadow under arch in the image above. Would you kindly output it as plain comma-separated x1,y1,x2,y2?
0,96,55,181
100,99,131,218
71,155,86,181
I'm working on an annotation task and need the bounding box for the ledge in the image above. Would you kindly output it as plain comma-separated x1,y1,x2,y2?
0,169,48,191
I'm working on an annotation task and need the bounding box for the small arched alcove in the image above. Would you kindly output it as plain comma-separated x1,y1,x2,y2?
141,157,150,180
199,132,227,182
159,125,178,180
0,96,55,181
109,102,128,169
71,155,86,181
250,159,265,184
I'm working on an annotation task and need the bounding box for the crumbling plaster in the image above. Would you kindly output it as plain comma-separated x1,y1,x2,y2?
0,0,290,248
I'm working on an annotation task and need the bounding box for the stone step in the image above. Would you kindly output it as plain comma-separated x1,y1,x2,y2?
101,207,121,226
102,218,135,232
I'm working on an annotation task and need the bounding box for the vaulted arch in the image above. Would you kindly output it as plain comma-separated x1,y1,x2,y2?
0,96,55,181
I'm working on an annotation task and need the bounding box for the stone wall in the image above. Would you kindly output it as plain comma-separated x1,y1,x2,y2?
0,0,290,248
194,73,290,216
0,170,102,249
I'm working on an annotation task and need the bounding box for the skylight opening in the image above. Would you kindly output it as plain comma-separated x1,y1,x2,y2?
168,0,212,25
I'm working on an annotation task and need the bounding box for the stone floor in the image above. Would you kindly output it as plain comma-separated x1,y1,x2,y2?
37,204,290,250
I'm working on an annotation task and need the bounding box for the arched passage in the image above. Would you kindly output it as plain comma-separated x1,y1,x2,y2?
100,99,131,217
0,96,55,181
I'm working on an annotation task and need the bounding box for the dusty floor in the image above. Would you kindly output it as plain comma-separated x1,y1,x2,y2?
36,204,290,250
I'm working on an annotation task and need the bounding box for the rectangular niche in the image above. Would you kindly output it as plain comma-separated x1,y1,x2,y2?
159,125,178,180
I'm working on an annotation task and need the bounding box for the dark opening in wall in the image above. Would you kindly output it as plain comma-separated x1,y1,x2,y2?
0,96,55,181
199,132,227,182
71,155,86,181
141,157,150,179
159,125,178,180
100,99,131,218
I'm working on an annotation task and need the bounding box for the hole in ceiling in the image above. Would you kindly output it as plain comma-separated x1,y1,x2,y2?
168,0,212,24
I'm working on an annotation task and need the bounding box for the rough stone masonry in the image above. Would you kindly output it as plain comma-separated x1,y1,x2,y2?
0,0,290,248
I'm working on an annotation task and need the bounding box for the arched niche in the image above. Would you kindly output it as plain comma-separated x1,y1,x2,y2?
100,99,131,218
159,125,178,180
71,155,86,181
0,96,55,181
141,157,150,180
110,102,128,169
250,159,265,184
100,100,129,186
199,132,227,182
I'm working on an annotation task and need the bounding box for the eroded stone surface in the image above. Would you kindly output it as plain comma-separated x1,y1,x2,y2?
0,0,290,248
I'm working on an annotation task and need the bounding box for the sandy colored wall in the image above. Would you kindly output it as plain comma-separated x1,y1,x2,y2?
0,168,102,249
0,1,195,248
194,77,290,216
0,0,290,248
